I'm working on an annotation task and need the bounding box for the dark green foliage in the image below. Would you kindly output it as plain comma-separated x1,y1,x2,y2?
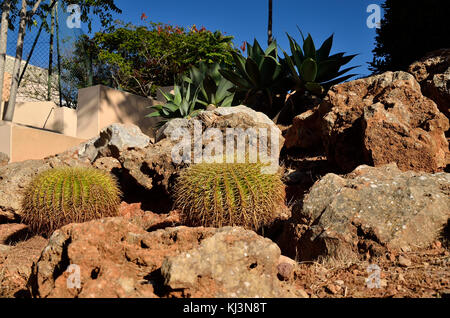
183,62,236,108
174,161,286,231
21,167,121,236
370,0,450,74
282,29,358,96
147,83,201,126
63,21,237,99
219,39,290,117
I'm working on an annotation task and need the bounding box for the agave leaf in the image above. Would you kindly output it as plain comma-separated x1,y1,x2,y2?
231,51,247,76
260,56,279,87
203,75,218,101
173,86,182,105
265,40,278,58
287,33,304,67
163,103,180,112
316,33,334,62
299,58,318,82
316,59,343,81
159,89,174,103
209,63,221,81
215,78,235,102
219,69,252,90
190,66,205,87
317,64,360,83
281,48,301,84
252,39,265,65
296,26,306,42
336,54,358,67
246,41,254,59
245,58,261,88
303,34,316,59
328,52,345,60
304,82,324,95
146,111,162,118
220,93,235,107
322,74,357,88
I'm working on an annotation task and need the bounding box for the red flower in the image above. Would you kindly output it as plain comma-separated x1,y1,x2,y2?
140,13,148,21
240,41,246,53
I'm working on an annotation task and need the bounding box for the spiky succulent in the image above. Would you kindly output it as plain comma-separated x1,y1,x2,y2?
173,161,286,231
183,62,236,107
21,166,121,236
282,29,359,96
147,83,201,126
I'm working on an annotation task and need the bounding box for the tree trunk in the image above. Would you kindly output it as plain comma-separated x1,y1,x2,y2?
3,0,26,122
0,0,11,109
48,3,55,101
268,0,273,45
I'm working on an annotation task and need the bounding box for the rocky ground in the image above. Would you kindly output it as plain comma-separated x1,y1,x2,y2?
0,50,449,299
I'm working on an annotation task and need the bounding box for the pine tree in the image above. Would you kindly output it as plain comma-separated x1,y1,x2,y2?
369,0,450,74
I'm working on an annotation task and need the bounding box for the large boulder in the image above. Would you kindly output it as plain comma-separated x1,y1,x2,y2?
119,106,285,195
76,123,151,163
408,49,450,119
279,164,450,262
320,71,449,173
162,227,295,298
284,108,324,150
156,105,284,153
29,218,297,298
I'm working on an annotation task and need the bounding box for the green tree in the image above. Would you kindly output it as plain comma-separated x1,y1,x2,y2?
65,21,237,98
1,0,121,121
370,0,450,74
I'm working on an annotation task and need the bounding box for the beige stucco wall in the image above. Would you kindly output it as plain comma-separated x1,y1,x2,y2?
77,85,166,140
0,121,85,163
0,101,77,137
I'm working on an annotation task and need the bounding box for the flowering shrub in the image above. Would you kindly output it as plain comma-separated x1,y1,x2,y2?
65,20,237,98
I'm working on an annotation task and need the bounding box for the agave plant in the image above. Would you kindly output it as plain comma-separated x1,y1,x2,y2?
147,83,201,126
183,62,235,107
219,39,289,116
282,30,359,96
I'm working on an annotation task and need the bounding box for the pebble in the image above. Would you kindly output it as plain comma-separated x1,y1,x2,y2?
398,255,412,267
297,289,309,298
326,284,341,294
0,244,11,253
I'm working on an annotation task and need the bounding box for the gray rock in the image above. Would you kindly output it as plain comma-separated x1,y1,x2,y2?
77,124,151,163
29,218,297,298
161,227,296,298
408,48,450,119
156,105,284,154
280,164,450,262
318,71,449,173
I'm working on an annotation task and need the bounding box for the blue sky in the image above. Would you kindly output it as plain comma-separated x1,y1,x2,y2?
7,0,385,76
105,0,385,76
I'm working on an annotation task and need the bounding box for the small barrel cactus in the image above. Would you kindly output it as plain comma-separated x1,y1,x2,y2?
173,161,286,230
21,166,121,236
